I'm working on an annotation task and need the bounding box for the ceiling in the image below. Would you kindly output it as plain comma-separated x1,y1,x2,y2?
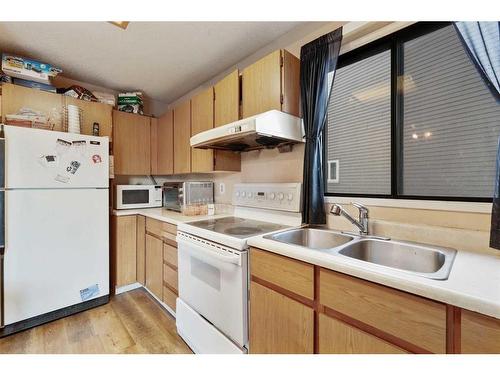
0,22,305,104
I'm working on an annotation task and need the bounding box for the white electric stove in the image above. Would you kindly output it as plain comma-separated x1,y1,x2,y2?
176,183,302,354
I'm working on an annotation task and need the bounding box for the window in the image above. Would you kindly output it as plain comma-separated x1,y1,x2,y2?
325,22,500,201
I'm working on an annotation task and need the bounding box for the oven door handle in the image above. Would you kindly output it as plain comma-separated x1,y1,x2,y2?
177,237,241,266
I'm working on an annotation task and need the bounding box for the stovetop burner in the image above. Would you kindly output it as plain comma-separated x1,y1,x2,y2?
188,216,288,239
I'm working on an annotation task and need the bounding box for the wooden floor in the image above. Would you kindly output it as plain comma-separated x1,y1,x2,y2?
0,288,192,354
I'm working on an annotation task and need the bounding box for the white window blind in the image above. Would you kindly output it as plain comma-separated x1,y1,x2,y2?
401,25,500,198
326,49,392,195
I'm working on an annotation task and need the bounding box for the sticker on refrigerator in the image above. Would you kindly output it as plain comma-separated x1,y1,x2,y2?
91,154,102,164
72,140,87,156
38,155,57,168
56,138,72,155
80,284,100,302
55,174,70,183
66,160,81,174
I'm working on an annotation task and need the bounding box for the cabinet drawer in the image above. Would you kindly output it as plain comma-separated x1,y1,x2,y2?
163,243,178,268
318,313,407,354
146,217,162,237
161,230,177,247
146,217,177,241
164,264,178,292
163,285,177,312
250,248,314,300
461,309,500,353
319,268,446,353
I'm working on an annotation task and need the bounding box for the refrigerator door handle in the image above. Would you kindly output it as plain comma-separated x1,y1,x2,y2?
0,245,4,328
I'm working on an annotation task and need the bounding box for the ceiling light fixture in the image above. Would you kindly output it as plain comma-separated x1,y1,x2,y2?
109,21,130,30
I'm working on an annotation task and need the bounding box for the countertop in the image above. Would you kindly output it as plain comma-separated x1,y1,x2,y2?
111,207,229,225
247,234,500,319
112,207,500,319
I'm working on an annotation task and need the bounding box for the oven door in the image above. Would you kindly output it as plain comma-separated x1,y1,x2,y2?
176,231,248,348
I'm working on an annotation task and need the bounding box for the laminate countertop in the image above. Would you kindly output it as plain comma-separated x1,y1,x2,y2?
247,234,500,319
111,207,229,225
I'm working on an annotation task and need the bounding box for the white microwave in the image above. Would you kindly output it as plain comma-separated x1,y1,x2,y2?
114,185,162,209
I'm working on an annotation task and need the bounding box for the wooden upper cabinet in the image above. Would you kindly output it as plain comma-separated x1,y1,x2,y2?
173,100,191,174
214,70,240,127
242,50,300,118
65,97,113,138
191,88,215,173
151,110,174,175
113,110,151,175
1,83,64,131
461,309,500,354
191,87,241,173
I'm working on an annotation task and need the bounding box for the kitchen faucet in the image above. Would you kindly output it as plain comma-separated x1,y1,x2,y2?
330,202,369,235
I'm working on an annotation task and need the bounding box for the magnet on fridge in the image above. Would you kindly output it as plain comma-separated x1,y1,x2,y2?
38,155,58,168
66,160,81,174
92,154,102,164
55,174,70,183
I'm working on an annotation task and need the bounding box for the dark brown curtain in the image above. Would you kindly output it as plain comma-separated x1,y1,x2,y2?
300,28,342,224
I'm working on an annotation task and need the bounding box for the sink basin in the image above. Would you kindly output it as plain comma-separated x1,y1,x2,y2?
263,228,354,250
338,238,457,280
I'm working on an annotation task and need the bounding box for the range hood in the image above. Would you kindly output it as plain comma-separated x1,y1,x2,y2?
190,110,304,152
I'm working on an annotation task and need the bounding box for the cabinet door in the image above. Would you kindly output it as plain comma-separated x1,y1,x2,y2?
145,234,163,300
156,110,174,174
214,70,239,127
113,215,137,288
113,110,151,175
249,281,314,354
191,87,214,172
318,314,407,354
1,83,64,131
242,50,282,118
173,101,191,174
461,310,500,353
281,50,301,117
65,97,113,138
136,215,146,285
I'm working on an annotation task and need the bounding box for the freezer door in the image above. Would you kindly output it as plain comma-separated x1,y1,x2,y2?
4,125,109,189
3,188,109,325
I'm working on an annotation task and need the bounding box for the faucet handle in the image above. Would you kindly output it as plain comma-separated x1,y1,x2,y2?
351,202,368,213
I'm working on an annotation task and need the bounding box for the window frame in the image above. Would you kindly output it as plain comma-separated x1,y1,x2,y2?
324,21,494,203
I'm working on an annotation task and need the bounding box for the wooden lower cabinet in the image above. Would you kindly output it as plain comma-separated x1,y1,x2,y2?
318,314,407,354
113,215,137,288
461,309,500,354
249,281,314,354
145,233,163,300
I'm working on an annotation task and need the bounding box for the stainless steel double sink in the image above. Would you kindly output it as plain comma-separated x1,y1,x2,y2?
263,227,457,280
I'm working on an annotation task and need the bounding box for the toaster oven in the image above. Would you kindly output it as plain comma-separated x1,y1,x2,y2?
163,181,214,212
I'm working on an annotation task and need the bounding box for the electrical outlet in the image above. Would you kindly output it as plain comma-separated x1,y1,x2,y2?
219,183,225,195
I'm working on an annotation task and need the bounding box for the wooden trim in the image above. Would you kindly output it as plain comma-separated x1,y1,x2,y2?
454,308,461,353
313,266,320,354
446,305,461,353
250,275,314,308
163,260,178,271
145,230,162,241
322,306,430,354
163,281,178,295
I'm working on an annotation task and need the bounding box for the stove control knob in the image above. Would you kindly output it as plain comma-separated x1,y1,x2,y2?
287,193,293,201
235,191,240,197
248,192,253,198
269,193,275,200
241,191,246,198
277,192,284,200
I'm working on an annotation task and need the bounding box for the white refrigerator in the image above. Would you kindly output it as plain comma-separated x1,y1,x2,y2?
0,125,109,334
